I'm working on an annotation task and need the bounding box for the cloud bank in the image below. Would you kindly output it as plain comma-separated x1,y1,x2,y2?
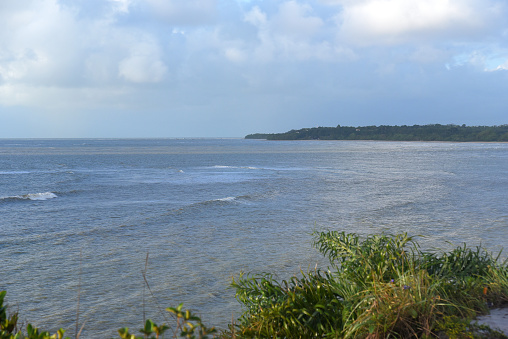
0,0,507,137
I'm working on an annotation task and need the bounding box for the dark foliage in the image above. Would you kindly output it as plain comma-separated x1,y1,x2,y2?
246,124,508,141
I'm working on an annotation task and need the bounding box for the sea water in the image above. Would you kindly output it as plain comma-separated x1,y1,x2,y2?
1,139,507,337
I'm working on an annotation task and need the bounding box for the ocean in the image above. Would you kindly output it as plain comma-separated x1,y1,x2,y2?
1,138,507,337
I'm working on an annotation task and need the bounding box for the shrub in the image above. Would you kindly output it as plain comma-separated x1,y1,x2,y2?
230,231,508,338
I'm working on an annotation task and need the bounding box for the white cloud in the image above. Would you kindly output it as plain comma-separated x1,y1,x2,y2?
272,1,323,40
244,6,268,26
316,0,343,5
116,35,168,83
243,2,353,62
244,6,274,61
336,0,504,45
145,0,217,25
0,0,80,85
109,0,132,14
493,61,508,70
119,54,167,83
477,54,508,71
0,49,40,81
0,0,170,112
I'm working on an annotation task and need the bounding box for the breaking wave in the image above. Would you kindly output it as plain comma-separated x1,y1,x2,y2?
212,165,260,170
155,194,253,218
212,196,237,202
0,192,58,202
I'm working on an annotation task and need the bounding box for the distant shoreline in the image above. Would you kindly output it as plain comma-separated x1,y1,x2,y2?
247,138,508,143
246,124,508,142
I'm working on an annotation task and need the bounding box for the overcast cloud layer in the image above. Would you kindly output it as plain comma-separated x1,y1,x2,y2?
0,0,507,137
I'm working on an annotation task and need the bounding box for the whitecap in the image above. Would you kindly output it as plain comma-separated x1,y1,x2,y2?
214,196,236,202
0,192,58,202
24,192,58,200
213,165,259,170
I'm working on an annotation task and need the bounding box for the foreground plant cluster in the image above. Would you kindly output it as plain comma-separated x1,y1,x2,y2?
230,232,508,338
2,232,508,338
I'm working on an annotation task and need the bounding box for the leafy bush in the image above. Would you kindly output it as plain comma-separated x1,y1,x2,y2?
231,270,342,337
230,231,508,338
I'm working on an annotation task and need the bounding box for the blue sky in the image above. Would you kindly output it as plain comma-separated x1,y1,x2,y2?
0,0,507,137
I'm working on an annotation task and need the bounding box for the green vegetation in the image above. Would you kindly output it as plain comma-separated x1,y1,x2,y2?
2,232,508,338
0,292,215,339
227,232,508,338
245,124,508,141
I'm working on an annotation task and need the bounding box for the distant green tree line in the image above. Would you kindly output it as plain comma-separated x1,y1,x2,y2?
245,124,508,141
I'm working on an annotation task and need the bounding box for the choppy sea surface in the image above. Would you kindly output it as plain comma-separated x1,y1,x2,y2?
1,139,507,337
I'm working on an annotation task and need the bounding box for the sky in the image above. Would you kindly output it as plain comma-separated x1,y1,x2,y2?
0,0,507,138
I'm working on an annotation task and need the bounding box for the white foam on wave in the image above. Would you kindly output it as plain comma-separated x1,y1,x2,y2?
25,192,58,200
214,196,236,202
1,192,58,201
213,165,260,170
213,165,234,169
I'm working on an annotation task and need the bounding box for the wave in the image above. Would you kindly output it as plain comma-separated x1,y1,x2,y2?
212,165,309,172
212,165,260,170
0,171,31,175
149,194,253,221
212,196,237,202
0,169,75,175
0,192,58,202
190,195,246,206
